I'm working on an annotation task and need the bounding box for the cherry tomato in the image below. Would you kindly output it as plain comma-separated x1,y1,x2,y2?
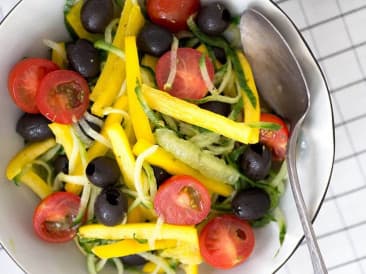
33,192,81,243
199,214,255,269
146,0,200,32
36,70,90,124
153,175,211,225
259,113,289,161
155,48,214,99
8,58,59,113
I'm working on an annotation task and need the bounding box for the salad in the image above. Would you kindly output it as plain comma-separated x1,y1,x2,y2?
5,0,289,273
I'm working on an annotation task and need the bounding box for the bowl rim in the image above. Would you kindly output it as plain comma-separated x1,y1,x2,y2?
0,0,335,273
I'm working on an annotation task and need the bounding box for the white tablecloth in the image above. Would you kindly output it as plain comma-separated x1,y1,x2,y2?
2,0,366,273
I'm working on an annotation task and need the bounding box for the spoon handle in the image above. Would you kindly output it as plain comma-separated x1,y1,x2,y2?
287,122,328,274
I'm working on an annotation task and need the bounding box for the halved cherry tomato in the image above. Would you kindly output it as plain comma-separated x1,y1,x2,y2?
155,48,214,99
8,58,59,113
153,175,211,225
36,70,90,124
146,0,200,32
33,191,81,243
260,113,289,161
199,214,255,269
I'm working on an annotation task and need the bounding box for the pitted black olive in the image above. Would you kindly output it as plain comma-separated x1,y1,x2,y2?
54,155,69,175
152,165,171,186
16,113,53,142
94,187,128,226
199,101,231,117
212,46,226,64
86,156,120,188
196,2,231,36
66,39,100,78
120,254,147,266
240,143,272,181
137,23,173,57
81,0,114,33
231,188,271,220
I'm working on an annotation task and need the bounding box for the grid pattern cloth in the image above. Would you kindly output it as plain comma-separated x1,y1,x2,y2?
1,0,366,273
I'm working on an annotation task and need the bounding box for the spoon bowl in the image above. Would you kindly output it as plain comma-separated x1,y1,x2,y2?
240,9,327,274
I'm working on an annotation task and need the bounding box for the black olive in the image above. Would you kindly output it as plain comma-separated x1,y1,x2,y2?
212,46,226,64
137,23,173,57
240,143,272,181
86,156,120,188
120,254,147,266
152,165,171,186
196,2,231,36
54,155,69,175
16,113,53,142
94,187,128,226
199,101,231,117
231,188,271,220
66,39,100,78
81,0,114,33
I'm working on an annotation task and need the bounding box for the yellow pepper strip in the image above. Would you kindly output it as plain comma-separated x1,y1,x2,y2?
141,84,258,144
133,139,233,196
92,239,177,259
16,169,52,199
90,0,145,116
6,138,56,180
65,1,102,42
237,51,261,143
48,123,83,194
105,123,136,190
125,36,154,143
79,223,199,245
127,201,156,223
182,264,199,274
51,42,67,68
87,95,129,159
141,54,158,71
160,244,202,265
143,262,165,273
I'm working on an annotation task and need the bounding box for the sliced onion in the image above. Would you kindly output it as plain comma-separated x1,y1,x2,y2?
163,36,179,91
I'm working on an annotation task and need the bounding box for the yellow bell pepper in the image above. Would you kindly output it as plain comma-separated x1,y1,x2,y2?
182,264,199,274
51,42,67,68
133,139,233,196
6,138,56,180
48,123,84,194
141,54,158,71
90,0,145,116
125,36,154,143
92,239,177,259
160,244,202,265
79,223,199,245
237,50,261,142
87,95,129,159
16,169,53,199
105,122,136,190
143,262,165,273
65,1,102,42
141,84,258,144
127,201,156,223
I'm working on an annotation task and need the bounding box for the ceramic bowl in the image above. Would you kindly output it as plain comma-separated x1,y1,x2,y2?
0,0,334,273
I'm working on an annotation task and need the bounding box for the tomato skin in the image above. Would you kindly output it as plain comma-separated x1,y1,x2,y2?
8,58,59,113
155,48,214,99
260,113,289,161
147,0,200,32
199,214,255,269
153,175,211,225
33,192,81,243
36,70,90,124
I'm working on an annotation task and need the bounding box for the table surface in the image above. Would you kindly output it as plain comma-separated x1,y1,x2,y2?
2,0,366,273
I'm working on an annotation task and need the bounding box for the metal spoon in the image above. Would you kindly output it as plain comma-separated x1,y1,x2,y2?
240,9,328,274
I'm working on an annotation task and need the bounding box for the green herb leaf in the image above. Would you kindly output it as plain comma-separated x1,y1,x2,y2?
246,121,282,130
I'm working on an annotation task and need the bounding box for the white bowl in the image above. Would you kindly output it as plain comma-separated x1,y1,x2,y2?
0,0,334,273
